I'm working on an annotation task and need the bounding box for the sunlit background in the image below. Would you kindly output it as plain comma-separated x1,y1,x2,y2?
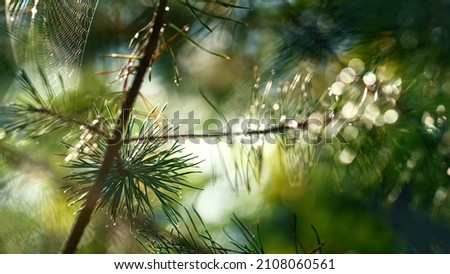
1,0,450,253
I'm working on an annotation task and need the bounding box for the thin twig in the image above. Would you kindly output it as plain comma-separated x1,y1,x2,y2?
123,120,311,143
120,112,335,144
35,108,107,137
60,0,168,253
310,225,323,254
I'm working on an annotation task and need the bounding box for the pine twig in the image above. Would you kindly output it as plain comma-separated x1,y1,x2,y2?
60,0,169,254
34,107,107,137
123,123,309,143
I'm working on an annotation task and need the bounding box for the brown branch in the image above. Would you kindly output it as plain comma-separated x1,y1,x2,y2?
60,0,169,253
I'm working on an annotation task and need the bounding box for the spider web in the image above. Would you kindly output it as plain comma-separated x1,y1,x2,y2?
6,0,99,92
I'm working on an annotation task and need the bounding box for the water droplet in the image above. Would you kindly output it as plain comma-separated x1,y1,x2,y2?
363,72,376,86
165,6,170,11
433,187,447,205
422,112,435,128
382,84,395,95
374,115,385,127
348,58,365,75
364,104,380,121
339,148,356,164
287,120,298,129
343,125,359,141
330,81,346,95
388,189,400,203
392,76,402,87
383,109,399,124
308,112,324,134
376,65,394,81
31,7,38,19
272,103,280,111
309,112,324,124
342,102,358,119
322,144,335,157
384,85,400,97
339,67,356,84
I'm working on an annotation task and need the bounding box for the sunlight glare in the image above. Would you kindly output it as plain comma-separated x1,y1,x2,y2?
342,102,358,119
339,67,356,84
339,147,357,165
383,109,399,124
330,81,346,95
363,72,376,86
348,58,365,75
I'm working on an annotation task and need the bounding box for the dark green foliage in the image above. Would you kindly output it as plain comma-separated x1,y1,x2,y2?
138,208,322,254
1,0,450,253
139,208,263,254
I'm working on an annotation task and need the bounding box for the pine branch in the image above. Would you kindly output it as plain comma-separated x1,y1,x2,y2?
123,122,311,143
0,70,106,137
34,107,107,137
63,118,200,224
138,207,264,254
60,0,169,254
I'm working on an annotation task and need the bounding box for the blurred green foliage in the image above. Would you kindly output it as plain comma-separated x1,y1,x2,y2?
0,0,450,253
